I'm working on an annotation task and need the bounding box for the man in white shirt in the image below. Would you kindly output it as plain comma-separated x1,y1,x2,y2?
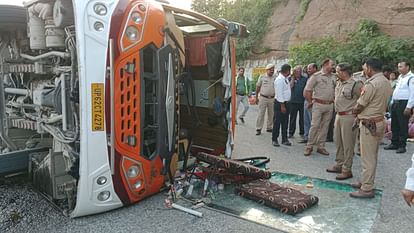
272,64,292,146
384,61,414,153
402,153,414,206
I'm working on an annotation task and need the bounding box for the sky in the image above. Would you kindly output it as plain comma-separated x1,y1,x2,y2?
0,0,192,9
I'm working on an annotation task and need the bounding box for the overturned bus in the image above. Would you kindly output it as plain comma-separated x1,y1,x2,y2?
0,0,247,217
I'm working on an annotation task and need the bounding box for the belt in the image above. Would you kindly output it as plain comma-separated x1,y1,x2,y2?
275,100,288,104
393,99,408,104
359,116,384,123
338,111,354,116
237,93,246,96
313,98,334,105
261,94,274,99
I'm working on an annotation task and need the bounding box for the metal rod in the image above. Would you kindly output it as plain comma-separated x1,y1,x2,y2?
109,38,115,175
171,203,203,218
4,88,29,96
60,73,67,131
20,51,70,61
43,115,63,124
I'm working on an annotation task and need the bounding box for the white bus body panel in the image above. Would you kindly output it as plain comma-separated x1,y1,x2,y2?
70,0,122,217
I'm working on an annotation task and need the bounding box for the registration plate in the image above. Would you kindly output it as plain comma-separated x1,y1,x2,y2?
91,83,105,131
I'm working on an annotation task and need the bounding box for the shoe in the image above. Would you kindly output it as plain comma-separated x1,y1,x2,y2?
317,148,329,156
256,130,261,136
396,147,407,153
336,172,353,180
288,134,294,138
239,117,245,124
326,138,334,142
299,139,308,144
304,147,313,156
349,189,375,198
272,140,280,147
282,140,291,146
384,144,398,150
350,182,362,189
326,165,342,173
266,129,273,133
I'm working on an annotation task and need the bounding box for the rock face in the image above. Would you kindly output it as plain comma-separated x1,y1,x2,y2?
259,0,414,59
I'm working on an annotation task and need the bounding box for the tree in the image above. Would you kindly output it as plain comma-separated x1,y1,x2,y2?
191,0,229,18
192,0,281,60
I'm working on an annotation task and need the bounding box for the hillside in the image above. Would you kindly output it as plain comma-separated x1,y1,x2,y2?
258,0,414,59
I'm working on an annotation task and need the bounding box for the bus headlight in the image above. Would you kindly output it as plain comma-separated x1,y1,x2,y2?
120,2,149,51
97,176,107,185
138,4,146,11
97,191,111,201
93,3,107,16
127,165,140,178
122,157,146,196
134,180,142,189
94,21,104,32
131,12,143,24
125,26,140,41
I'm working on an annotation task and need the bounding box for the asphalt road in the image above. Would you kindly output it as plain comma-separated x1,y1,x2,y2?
1,105,413,233
232,105,414,233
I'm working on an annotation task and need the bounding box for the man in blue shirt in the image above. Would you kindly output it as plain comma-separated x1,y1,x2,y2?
288,66,307,139
300,63,318,143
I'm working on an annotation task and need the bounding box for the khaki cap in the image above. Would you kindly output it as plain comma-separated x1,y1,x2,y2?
265,64,275,70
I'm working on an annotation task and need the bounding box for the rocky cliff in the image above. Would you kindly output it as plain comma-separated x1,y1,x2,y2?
259,0,414,59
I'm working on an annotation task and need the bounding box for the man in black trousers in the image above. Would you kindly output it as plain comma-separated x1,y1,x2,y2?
288,65,307,139
272,64,292,146
385,61,414,153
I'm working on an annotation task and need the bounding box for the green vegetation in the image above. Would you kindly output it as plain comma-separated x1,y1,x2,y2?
351,0,362,7
289,19,414,71
192,0,284,60
250,73,261,92
296,0,311,22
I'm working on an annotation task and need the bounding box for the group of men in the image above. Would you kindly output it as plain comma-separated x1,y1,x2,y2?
235,58,414,201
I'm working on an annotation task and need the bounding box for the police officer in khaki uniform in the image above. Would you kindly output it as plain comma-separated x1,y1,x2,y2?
304,59,336,156
255,64,276,135
350,58,392,198
326,63,363,180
